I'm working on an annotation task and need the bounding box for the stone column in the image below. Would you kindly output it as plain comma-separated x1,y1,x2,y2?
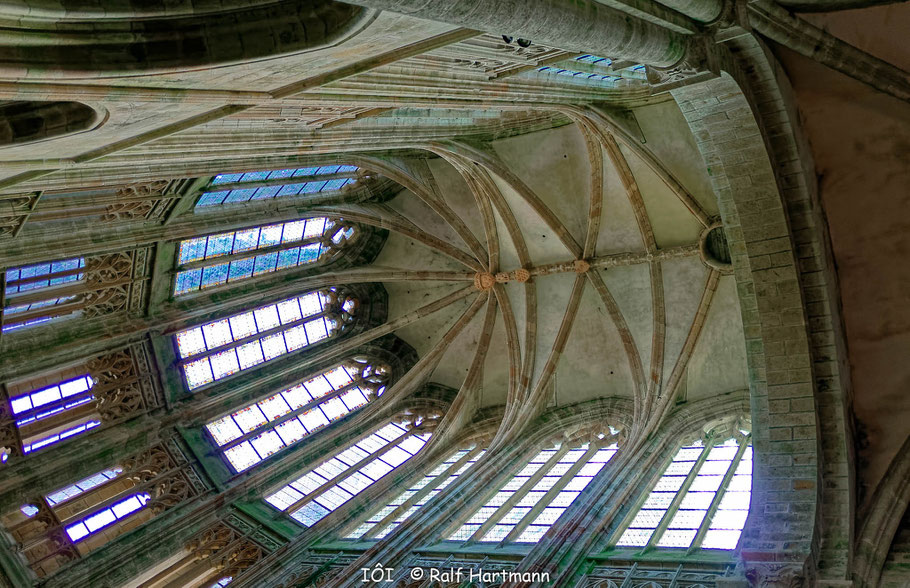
341,0,688,67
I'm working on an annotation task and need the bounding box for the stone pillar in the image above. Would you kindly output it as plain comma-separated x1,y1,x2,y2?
341,0,687,66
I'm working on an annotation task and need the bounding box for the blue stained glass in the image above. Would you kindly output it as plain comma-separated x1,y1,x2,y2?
175,270,203,294
197,192,228,206
338,165,358,173
228,258,255,281
322,179,347,191
252,186,281,200
224,188,256,203
232,229,260,253
201,264,230,288
269,169,295,179
294,167,320,177
212,173,242,185
179,238,208,264
206,234,234,257
301,181,328,194
317,165,341,174
277,248,300,269
241,171,270,182
22,264,49,279
300,244,321,264
52,259,81,273
253,252,279,276
277,184,304,197
258,225,283,248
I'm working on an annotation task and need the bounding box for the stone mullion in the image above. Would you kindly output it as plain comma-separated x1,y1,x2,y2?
217,376,367,452
688,437,750,553
641,438,715,553
467,446,569,543
361,445,481,540
176,233,331,272
281,430,419,516
174,308,333,367
207,171,361,193
504,444,599,543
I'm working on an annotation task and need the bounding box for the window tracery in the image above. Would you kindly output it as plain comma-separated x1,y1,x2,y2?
195,166,360,208
174,288,358,390
173,217,358,295
265,413,438,529
1,443,202,578
446,429,620,545
612,430,752,552
1,347,156,463
345,445,486,540
206,357,390,472
1,249,151,333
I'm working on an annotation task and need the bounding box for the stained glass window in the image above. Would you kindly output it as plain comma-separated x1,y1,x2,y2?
175,289,357,390
534,55,646,87
173,218,356,295
447,441,618,544
265,421,431,529
65,493,150,542
207,358,388,472
614,435,752,551
196,166,360,208
2,257,86,332
345,446,485,540
8,374,101,454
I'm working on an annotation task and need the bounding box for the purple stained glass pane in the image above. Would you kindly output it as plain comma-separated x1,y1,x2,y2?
252,186,281,200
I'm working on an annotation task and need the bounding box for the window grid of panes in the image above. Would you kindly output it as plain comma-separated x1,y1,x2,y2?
2,258,85,332
196,165,359,208
206,359,388,473
27,465,149,543
614,436,752,551
265,422,430,529
173,217,346,295
8,374,101,454
345,446,486,540
174,290,348,390
447,442,617,544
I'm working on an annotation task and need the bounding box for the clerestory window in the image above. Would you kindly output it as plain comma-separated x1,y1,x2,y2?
446,441,617,544
173,288,357,390
345,445,485,540
265,419,432,529
206,358,389,473
195,166,360,208
613,434,752,551
172,217,357,295
2,257,85,332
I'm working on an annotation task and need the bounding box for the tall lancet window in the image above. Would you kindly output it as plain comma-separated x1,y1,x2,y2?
173,288,358,390
613,431,752,551
173,217,358,295
206,358,390,473
446,434,619,544
265,414,436,529
194,165,361,208
345,445,486,540
2,257,85,332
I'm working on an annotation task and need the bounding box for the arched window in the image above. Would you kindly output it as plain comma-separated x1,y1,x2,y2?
174,288,357,390
206,358,389,473
1,444,199,578
265,415,436,529
446,440,618,544
173,217,358,295
195,166,360,208
2,257,85,332
535,55,646,87
613,433,752,551
345,445,486,540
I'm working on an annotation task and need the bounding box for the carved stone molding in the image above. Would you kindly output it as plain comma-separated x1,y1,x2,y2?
744,563,805,588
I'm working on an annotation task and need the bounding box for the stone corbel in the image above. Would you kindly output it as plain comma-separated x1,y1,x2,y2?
645,35,720,92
